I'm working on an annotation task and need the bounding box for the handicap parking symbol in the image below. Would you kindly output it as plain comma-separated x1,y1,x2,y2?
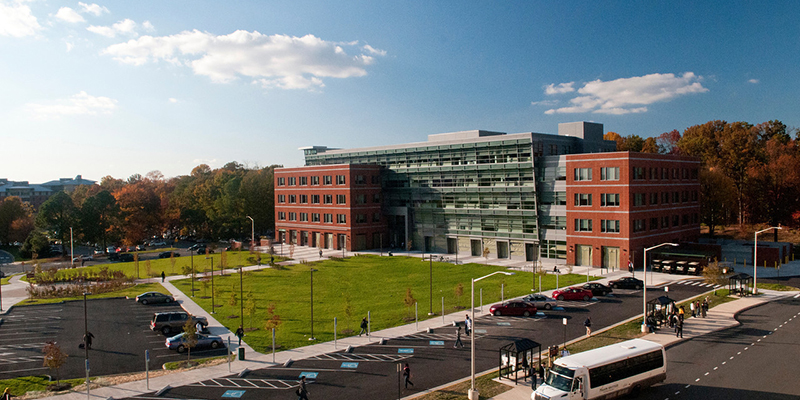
341,362,359,368
429,340,444,346
222,390,246,398
398,348,414,354
299,372,318,379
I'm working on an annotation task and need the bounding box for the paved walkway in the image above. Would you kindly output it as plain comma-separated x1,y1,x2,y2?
0,246,798,400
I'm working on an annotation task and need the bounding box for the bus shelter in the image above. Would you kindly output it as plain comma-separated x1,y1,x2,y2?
728,273,752,296
499,339,542,384
646,296,676,328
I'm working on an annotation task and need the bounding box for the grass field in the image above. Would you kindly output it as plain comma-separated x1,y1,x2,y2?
172,254,596,352
17,282,170,305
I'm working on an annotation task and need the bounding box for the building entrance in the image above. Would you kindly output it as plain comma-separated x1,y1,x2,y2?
471,239,482,256
497,241,508,259
525,243,537,262
602,247,620,271
576,245,592,266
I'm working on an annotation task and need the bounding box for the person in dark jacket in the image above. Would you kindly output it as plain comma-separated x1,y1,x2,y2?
403,363,414,389
235,326,245,345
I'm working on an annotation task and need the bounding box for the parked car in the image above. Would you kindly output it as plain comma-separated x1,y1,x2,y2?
150,240,167,246
107,246,118,254
151,311,208,335
118,253,134,262
165,332,223,353
552,287,594,301
488,300,537,317
521,294,557,310
582,282,613,296
135,245,147,251
135,292,174,305
608,277,644,290
72,255,94,262
158,251,181,258
192,245,213,254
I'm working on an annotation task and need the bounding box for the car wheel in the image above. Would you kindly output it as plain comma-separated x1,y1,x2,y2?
494,310,501,316
611,284,618,289
176,345,186,353
165,298,172,303
583,295,590,301
523,311,531,317
162,326,171,335
211,341,220,349
141,299,148,305
544,303,552,310
635,284,642,290
557,295,564,301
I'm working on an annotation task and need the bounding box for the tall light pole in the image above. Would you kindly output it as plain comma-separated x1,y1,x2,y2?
189,248,194,296
754,226,782,295
70,227,74,268
642,243,678,333
239,265,244,329
310,268,319,340
83,292,92,400
246,216,254,250
429,255,434,316
469,271,514,400
206,256,215,313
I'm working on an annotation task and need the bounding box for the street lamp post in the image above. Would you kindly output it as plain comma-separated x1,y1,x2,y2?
70,227,74,268
469,271,515,400
642,243,678,333
310,268,318,340
246,216,254,251
429,256,434,316
189,248,194,296
754,226,782,294
239,265,244,329
207,257,215,313
83,292,92,400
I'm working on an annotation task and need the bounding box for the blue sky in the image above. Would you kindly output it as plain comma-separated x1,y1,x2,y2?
2,1,798,182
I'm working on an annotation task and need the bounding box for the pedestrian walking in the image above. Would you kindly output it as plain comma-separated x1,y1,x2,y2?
454,326,464,348
296,376,309,400
402,363,414,389
678,305,685,322
464,314,472,335
319,249,323,258
701,299,708,318
235,325,245,345
359,317,368,336
161,271,166,282
584,316,592,336
690,301,696,317
83,332,94,350
675,317,684,338
3,387,12,400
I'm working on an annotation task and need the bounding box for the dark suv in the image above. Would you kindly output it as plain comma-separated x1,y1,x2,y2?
150,311,208,335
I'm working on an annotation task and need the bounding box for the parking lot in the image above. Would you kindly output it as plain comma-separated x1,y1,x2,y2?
0,298,229,379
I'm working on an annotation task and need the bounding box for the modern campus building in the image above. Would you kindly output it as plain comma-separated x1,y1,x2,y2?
274,122,701,269
0,175,96,209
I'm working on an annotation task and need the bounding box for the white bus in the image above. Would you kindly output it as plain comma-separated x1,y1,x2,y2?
533,339,666,400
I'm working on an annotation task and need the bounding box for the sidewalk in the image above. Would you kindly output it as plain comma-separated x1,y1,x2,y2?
485,289,794,400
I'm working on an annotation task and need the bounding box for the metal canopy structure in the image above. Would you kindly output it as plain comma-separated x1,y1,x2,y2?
646,295,676,328
498,338,541,384
728,273,753,296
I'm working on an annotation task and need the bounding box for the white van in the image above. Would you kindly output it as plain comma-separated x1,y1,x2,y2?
533,338,666,400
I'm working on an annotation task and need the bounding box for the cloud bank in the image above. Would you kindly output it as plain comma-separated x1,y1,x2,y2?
25,91,118,118
543,72,708,115
0,0,41,37
103,30,385,90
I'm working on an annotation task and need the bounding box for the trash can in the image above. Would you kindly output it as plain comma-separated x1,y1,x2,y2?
238,347,245,361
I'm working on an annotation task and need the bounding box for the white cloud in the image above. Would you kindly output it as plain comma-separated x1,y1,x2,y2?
25,91,118,118
103,30,385,90
544,72,708,115
748,78,759,84
88,18,140,38
0,1,41,37
544,82,575,95
141,20,154,32
55,7,85,23
79,2,108,16
168,98,178,103
530,99,558,106
363,44,386,56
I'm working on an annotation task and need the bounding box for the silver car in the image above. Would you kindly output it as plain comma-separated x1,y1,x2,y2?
521,294,557,310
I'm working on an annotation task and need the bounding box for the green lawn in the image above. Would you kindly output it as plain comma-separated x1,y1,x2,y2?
17,282,170,305
173,255,596,352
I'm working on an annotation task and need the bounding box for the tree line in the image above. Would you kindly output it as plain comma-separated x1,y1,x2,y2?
0,162,278,258
605,119,800,236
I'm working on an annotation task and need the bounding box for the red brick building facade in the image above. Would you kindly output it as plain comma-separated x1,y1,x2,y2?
566,152,701,269
274,165,385,251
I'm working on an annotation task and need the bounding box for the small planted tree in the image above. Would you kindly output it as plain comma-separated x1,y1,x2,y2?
404,288,416,318
703,260,728,295
264,303,283,341
144,260,152,278
42,341,68,387
454,283,464,308
182,319,198,361
229,284,238,307
170,252,177,273
245,297,257,329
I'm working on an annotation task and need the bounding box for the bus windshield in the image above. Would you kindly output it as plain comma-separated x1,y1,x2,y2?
545,370,573,392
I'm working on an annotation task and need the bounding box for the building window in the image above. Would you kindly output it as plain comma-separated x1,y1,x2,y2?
575,219,593,232
289,212,297,221
336,175,346,185
662,192,670,204
289,195,296,203
633,219,646,232
601,167,620,181
300,194,307,204
574,193,592,206
278,212,286,221
650,217,659,230
373,212,381,222
311,195,320,204
336,195,346,204
574,168,592,181
371,175,380,184
600,219,620,233
323,175,332,185
662,216,670,228
336,214,347,224
355,214,367,223
633,193,646,206
312,213,320,222
600,193,620,207
692,191,698,202
549,144,558,155
300,213,308,222
672,191,679,203
355,175,366,184
278,195,285,203
288,177,296,186
682,214,689,225
373,193,381,203
632,167,645,180
672,215,680,227
324,195,333,204
650,192,658,205
355,194,367,204
682,191,689,203
299,176,307,185
311,176,319,185
278,177,285,186
324,213,333,223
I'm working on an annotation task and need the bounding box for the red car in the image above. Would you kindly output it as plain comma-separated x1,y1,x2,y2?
489,300,538,317
552,287,594,301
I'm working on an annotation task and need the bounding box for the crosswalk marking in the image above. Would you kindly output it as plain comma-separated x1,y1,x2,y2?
192,378,302,390
308,352,411,362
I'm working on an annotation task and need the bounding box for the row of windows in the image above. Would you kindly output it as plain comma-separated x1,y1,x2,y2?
278,193,381,205
588,350,664,388
575,213,699,233
277,174,379,186
574,166,698,182
277,212,382,223
573,191,698,207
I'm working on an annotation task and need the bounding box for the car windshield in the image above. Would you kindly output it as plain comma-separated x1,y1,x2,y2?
545,368,574,392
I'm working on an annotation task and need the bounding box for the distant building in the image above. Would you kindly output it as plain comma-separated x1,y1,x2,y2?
0,175,96,209
274,122,701,269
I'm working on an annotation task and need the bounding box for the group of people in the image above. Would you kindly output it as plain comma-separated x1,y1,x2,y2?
690,298,709,318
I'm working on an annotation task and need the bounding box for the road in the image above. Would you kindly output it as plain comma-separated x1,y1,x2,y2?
641,294,800,400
